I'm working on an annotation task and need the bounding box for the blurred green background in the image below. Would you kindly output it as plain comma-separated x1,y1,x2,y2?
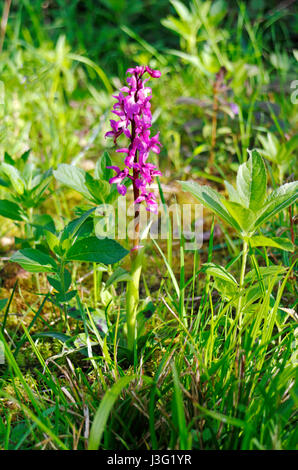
0,0,297,179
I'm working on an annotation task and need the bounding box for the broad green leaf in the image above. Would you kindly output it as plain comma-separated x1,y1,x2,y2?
0,199,24,221
11,249,58,273
236,150,267,211
47,269,72,293
45,230,60,253
31,169,53,200
179,181,241,231
223,200,256,234
249,235,294,252
61,207,96,241
32,214,56,234
85,173,110,203
88,375,135,450
66,237,129,264
22,163,34,187
105,267,132,288
53,164,92,201
224,181,242,204
95,151,113,182
0,162,25,195
255,181,298,228
202,262,238,285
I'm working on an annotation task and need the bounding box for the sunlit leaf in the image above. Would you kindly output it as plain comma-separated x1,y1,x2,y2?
11,249,58,273
236,150,267,211
66,237,129,264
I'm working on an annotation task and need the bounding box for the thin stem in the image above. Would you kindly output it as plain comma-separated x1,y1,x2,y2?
209,84,218,168
60,260,70,332
93,263,98,308
237,240,248,331
126,249,143,352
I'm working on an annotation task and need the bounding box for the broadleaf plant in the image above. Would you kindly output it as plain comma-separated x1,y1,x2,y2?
180,149,297,327
53,154,116,205
180,150,297,240
0,151,53,249
10,209,129,327
0,151,53,217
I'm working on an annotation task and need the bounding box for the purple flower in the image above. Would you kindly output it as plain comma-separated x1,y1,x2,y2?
106,165,130,195
105,65,162,213
230,103,239,115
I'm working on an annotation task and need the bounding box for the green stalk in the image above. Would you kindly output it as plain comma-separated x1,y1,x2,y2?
126,248,144,352
126,137,143,354
93,262,98,308
237,240,248,331
60,259,69,332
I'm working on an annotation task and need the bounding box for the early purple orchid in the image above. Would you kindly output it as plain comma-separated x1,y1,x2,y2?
105,65,162,214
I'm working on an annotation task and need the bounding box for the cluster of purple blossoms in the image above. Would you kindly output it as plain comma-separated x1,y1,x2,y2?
105,65,162,213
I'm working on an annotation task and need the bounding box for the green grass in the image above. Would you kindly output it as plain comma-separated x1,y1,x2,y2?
0,0,297,451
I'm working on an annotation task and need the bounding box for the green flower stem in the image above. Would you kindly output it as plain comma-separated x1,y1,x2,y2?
126,248,144,352
237,240,249,330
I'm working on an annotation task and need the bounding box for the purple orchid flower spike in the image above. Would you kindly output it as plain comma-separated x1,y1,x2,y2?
104,65,162,351
105,65,162,214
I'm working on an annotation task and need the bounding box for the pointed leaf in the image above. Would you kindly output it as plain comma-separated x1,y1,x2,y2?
11,249,58,273
0,199,24,221
95,151,113,182
179,181,241,231
61,207,96,242
0,162,25,195
85,173,110,203
53,164,93,201
224,181,242,204
4,152,15,166
48,269,72,293
66,237,129,264
245,266,286,284
223,200,256,234
249,235,294,252
236,150,267,211
255,181,298,228
45,230,60,253
31,169,53,200
202,262,238,285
